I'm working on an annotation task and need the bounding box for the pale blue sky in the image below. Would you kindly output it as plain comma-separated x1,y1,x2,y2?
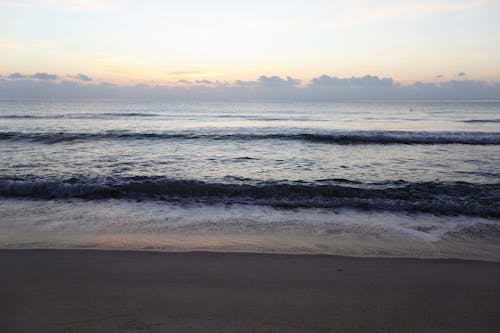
1,0,500,85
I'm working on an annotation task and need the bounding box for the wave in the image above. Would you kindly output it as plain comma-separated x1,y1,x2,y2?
463,119,500,123
0,177,498,217
0,115,40,119
1,130,499,145
0,113,161,119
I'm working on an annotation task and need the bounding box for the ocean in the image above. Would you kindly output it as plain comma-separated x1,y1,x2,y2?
0,99,499,260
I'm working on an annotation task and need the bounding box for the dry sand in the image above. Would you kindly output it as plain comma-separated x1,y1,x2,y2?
1,249,499,332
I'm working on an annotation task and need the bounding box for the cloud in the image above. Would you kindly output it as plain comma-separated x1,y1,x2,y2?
458,72,466,77
31,72,58,80
195,80,212,85
9,72,61,81
311,75,395,87
257,76,301,87
1,72,499,100
8,72,27,79
310,75,349,87
70,73,92,81
235,80,258,87
230,76,301,88
413,81,437,89
350,75,395,87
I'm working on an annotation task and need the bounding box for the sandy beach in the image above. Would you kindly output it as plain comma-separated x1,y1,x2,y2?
1,250,499,332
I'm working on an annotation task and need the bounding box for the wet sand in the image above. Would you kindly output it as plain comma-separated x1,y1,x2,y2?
1,249,499,332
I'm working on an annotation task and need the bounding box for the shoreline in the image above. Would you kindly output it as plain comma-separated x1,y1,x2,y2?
2,198,499,263
1,249,500,332
2,246,500,263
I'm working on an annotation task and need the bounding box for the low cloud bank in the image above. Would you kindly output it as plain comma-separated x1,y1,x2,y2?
1,73,499,100
8,72,59,80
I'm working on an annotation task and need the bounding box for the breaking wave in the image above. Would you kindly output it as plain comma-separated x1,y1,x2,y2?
462,119,500,123
0,176,498,217
1,130,499,145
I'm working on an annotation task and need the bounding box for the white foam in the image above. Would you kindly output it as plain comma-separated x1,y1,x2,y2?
0,198,498,261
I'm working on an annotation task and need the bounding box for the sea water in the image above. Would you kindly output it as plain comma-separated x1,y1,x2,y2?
0,99,499,260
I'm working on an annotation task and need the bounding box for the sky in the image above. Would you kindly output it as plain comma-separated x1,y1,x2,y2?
1,0,500,99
